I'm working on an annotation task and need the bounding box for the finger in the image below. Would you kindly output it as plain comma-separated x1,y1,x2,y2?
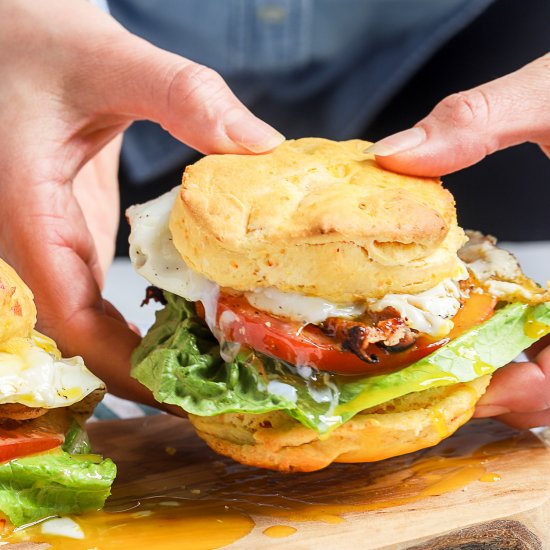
96,302,185,414
474,344,550,419
69,297,185,413
127,323,141,336
493,410,550,430
525,334,550,362
63,297,152,404
99,301,184,414
73,136,122,285
103,299,127,324
103,300,141,335
79,31,284,155
368,53,550,176
65,299,184,414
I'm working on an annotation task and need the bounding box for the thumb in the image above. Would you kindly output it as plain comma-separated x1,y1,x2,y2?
367,53,550,176
87,31,284,155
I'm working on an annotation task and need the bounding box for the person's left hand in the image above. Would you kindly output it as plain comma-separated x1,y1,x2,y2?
366,52,550,428
0,0,283,408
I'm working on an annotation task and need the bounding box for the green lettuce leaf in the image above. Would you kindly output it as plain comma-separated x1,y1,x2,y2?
62,419,92,455
0,450,116,527
132,292,550,433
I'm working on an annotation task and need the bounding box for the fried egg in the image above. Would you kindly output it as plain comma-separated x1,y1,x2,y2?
0,331,104,409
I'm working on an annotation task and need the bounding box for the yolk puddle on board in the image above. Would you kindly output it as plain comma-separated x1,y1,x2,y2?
3,422,534,549
479,472,501,482
263,525,297,538
7,499,254,550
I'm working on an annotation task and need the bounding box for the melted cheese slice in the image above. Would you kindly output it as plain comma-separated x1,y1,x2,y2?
0,331,104,409
128,190,468,336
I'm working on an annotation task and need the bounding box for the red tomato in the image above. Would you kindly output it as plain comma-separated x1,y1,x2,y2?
0,425,63,463
202,291,497,376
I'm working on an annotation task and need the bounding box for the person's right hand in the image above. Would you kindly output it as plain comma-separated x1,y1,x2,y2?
0,0,284,405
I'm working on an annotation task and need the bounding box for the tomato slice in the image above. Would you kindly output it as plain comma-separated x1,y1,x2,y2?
209,291,496,376
0,424,63,463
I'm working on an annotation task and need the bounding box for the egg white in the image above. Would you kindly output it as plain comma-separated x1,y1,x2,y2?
0,332,104,409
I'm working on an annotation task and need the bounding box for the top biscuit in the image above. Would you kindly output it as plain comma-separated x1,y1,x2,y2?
170,138,466,302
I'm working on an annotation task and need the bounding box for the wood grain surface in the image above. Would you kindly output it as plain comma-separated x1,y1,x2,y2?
76,416,550,549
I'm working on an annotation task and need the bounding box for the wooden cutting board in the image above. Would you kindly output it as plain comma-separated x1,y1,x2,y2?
8,416,550,549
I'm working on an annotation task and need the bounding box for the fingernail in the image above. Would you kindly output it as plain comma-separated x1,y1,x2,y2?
473,404,512,418
224,109,285,153
365,127,426,156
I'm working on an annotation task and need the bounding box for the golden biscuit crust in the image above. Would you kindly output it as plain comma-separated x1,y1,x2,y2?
170,138,466,301
188,376,490,472
0,259,36,343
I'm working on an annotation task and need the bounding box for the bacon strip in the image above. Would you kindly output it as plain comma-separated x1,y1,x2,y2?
321,311,417,363
141,285,167,306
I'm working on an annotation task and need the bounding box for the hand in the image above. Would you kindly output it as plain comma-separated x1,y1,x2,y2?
0,0,283,406
366,53,550,173
366,53,550,428
473,336,550,429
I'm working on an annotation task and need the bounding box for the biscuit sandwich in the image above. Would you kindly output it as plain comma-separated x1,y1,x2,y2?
128,138,550,472
0,259,115,530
